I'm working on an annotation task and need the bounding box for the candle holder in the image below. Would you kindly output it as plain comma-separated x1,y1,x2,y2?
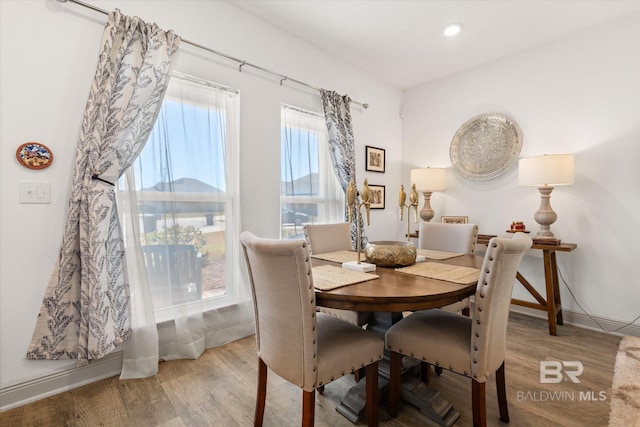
342,178,376,272
398,184,419,242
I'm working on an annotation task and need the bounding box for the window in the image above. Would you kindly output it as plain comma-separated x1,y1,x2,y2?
280,105,344,238
121,73,240,311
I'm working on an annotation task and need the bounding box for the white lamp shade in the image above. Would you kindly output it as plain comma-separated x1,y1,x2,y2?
518,154,575,186
411,168,447,192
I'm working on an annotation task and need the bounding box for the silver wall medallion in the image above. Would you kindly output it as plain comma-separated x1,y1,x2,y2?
449,113,522,180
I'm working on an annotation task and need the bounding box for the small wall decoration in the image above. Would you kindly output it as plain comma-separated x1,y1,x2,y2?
441,215,468,224
369,185,385,209
365,145,385,173
16,142,53,170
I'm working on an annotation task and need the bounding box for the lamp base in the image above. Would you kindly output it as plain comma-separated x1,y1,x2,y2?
342,261,376,272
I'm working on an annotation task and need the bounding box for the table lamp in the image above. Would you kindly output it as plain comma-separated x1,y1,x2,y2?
518,154,574,244
410,168,447,222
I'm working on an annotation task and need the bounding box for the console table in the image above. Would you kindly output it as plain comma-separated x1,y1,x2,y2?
409,231,577,335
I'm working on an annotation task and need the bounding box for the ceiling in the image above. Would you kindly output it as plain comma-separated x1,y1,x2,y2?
228,0,640,89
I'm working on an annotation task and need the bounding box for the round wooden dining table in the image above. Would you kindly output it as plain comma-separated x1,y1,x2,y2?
311,253,484,427
313,254,482,313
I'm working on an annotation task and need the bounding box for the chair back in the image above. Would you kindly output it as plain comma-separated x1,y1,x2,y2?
240,231,317,390
418,222,478,254
303,223,353,254
471,233,532,382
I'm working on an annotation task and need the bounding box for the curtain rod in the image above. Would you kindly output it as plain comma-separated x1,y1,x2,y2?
56,0,369,109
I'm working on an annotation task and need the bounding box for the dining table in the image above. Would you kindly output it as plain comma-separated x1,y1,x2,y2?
311,250,484,427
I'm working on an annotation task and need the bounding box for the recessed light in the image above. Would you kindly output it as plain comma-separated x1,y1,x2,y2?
444,23,463,37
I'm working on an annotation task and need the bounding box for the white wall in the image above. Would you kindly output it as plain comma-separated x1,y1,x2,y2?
0,0,403,394
402,14,640,327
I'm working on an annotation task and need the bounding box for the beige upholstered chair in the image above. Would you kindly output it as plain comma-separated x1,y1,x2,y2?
418,221,479,315
240,231,383,427
385,233,532,427
303,223,372,327
418,222,479,255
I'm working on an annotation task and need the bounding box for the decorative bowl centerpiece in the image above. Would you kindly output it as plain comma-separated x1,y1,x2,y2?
364,241,417,267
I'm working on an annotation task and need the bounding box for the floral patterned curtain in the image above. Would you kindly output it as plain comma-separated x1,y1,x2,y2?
320,89,367,248
27,9,180,365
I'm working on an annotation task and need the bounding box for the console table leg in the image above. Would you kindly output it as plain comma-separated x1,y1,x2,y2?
543,250,558,335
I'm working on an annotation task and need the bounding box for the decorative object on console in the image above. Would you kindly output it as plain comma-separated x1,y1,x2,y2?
509,221,527,232
519,154,574,245
441,216,468,224
365,145,385,173
343,179,376,272
450,112,522,180
411,167,446,222
16,142,54,170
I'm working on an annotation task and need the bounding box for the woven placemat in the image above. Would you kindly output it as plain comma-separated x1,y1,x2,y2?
396,262,480,285
312,265,379,291
311,250,360,264
416,248,464,260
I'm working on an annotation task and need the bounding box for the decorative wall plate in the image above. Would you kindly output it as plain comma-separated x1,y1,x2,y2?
16,142,53,170
449,113,522,180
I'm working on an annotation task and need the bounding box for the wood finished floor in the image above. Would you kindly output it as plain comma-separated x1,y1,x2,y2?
1,312,622,427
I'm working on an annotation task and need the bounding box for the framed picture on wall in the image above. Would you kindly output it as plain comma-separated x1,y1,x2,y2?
441,215,468,224
365,146,385,173
369,185,385,209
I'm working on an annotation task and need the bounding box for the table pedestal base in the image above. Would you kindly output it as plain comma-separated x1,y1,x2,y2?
397,374,460,426
335,357,459,426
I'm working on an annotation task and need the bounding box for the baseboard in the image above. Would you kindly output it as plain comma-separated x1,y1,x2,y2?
509,306,640,337
0,351,123,412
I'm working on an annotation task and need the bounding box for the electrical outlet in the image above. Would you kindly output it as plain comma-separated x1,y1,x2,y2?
19,181,51,204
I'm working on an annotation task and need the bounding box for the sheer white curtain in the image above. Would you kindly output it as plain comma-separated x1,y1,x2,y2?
118,73,253,378
281,105,344,238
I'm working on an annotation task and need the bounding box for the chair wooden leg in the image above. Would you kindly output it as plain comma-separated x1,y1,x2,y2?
302,390,315,427
255,358,267,427
389,352,402,417
471,379,486,427
420,361,430,384
496,362,510,423
365,362,379,427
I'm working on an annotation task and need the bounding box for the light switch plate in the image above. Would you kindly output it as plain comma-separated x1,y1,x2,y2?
19,181,51,204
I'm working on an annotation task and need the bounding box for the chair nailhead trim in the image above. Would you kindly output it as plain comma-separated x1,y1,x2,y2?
464,371,469,375
475,332,480,337
478,307,483,312
480,293,485,298
435,361,440,366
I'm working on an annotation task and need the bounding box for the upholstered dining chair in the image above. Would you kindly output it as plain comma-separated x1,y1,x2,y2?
418,221,479,315
240,231,383,427
303,223,373,327
385,233,532,427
